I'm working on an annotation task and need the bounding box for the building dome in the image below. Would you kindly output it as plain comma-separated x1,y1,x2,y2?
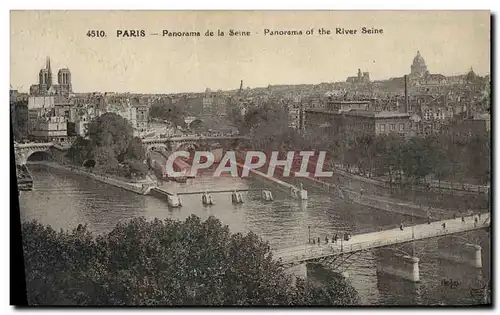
412,50,426,66
410,50,428,77
466,67,477,82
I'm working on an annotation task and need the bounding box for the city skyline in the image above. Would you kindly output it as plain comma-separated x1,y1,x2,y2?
11,11,490,94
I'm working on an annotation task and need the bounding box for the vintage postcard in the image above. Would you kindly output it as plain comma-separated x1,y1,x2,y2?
10,10,491,306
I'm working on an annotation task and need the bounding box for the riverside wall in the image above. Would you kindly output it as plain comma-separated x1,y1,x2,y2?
30,161,157,195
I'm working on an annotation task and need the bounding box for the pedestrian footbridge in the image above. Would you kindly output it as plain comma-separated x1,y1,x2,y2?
274,212,490,283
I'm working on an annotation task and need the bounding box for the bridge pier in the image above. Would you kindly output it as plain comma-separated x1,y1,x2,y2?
438,238,482,268
285,263,308,286
376,249,420,283
290,183,308,200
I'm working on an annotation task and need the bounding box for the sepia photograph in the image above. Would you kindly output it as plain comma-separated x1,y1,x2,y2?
10,10,491,306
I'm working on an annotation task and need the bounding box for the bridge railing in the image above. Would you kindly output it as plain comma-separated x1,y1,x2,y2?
14,142,54,148
278,213,490,264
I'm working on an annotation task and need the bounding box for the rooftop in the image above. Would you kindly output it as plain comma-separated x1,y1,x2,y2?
330,100,371,104
306,108,411,118
472,113,490,120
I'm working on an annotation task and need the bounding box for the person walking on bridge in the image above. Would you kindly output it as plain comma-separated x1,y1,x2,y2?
400,223,404,231
474,216,478,227
462,216,466,223
442,222,446,230
317,237,321,245
334,234,338,244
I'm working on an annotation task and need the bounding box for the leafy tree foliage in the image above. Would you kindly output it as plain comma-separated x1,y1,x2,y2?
241,103,309,152
149,101,186,128
125,137,146,162
227,105,244,129
124,159,149,179
66,136,91,166
22,216,360,306
80,113,148,178
87,113,134,159
232,101,490,186
11,102,28,141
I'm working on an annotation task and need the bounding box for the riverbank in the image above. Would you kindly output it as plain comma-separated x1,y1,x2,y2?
329,165,489,196
29,161,157,195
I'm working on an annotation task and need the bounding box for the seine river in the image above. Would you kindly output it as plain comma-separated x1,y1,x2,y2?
19,163,490,305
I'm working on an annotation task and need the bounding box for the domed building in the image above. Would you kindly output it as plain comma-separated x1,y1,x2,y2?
410,50,428,78
465,67,477,82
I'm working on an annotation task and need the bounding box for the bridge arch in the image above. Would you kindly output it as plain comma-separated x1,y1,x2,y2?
189,118,205,131
144,143,169,154
26,151,52,162
15,145,53,165
173,142,199,152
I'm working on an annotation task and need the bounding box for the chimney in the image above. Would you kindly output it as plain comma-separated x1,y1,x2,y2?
240,80,243,91
404,75,409,113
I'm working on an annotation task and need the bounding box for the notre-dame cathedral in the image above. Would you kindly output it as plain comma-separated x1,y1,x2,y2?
29,57,72,97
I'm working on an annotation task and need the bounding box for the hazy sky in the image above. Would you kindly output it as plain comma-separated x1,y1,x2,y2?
10,11,490,93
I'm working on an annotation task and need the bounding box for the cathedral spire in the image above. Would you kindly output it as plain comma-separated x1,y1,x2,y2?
46,56,51,72
45,56,53,88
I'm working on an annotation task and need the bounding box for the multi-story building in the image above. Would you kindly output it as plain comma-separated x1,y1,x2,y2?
106,101,137,128
443,113,490,137
346,69,370,84
202,92,228,117
28,96,55,110
31,116,68,142
326,100,371,113
285,102,304,130
305,109,412,139
135,104,149,131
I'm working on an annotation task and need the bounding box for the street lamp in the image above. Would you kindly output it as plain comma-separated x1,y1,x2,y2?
340,233,344,253
308,226,311,244
411,207,416,256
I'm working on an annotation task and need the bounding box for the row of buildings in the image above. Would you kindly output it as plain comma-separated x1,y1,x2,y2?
11,51,490,144
12,57,150,142
278,51,490,140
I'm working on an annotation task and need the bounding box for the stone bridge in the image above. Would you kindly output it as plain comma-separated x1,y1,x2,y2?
14,142,71,165
14,135,248,165
142,135,249,153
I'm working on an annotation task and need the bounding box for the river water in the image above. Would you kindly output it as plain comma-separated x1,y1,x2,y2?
19,163,490,305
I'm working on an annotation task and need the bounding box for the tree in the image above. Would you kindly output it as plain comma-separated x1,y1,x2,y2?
124,160,149,179
227,105,244,130
11,102,28,141
125,137,146,162
374,134,404,193
149,101,186,129
465,134,490,185
432,146,452,191
90,146,118,169
356,135,376,177
66,136,90,166
22,216,360,306
87,113,134,160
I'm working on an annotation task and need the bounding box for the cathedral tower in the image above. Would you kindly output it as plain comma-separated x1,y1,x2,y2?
38,57,53,93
